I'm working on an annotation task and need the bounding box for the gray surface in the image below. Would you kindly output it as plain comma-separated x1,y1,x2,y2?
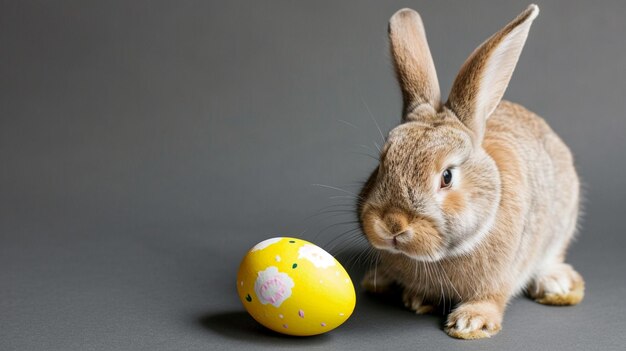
1,1,625,350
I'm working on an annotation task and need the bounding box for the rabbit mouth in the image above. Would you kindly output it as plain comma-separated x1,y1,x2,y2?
377,236,446,262
362,209,446,261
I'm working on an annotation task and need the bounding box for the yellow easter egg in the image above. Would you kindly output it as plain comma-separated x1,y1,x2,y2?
237,237,356,336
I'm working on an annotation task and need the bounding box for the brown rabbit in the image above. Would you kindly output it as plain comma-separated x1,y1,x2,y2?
358,4,584,339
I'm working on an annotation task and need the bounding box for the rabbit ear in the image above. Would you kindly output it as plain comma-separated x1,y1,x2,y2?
446,4,539,141
389,8,441,119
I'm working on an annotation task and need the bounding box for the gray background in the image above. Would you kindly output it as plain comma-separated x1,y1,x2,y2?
1,1,625,350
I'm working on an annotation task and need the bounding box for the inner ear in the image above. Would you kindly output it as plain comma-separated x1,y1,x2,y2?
388,8,441,119
446,5,539,141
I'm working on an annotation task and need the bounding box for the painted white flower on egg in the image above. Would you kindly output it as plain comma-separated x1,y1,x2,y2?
254,266,294,307
251,237,282,252
298,244,336,268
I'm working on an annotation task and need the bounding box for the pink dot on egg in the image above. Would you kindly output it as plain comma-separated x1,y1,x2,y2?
321,322,326,327
298,310,304,318
283,324,288,329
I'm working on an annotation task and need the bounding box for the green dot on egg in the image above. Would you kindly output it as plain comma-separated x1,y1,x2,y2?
245,294,252,302
292,263,298,269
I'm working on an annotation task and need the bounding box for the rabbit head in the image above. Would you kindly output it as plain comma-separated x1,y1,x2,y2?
359,5,539,261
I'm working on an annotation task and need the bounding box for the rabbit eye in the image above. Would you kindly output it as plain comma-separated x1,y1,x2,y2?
440,169,453,188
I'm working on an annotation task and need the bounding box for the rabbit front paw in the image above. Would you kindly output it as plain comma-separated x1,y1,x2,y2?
402,290,435,314
361,268,394,293
445,301,503,339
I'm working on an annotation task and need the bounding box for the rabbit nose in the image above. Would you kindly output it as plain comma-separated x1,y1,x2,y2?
391,230,412,248
382,210,409,237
